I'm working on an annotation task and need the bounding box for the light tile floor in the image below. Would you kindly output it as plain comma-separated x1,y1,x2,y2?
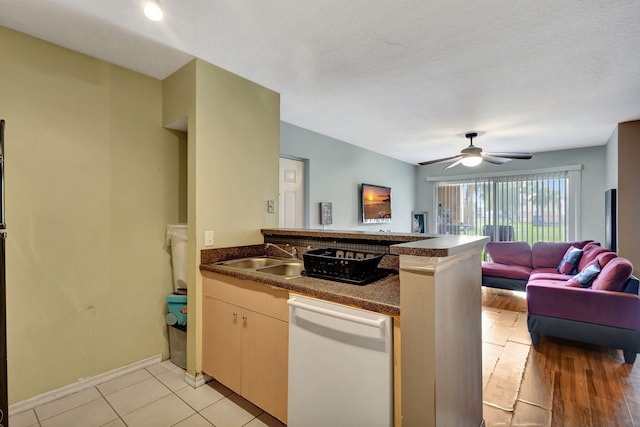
10,290,531,427
9,360,286,427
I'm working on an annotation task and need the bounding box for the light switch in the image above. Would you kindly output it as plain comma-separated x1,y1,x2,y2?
268,200,275,214
204,230,214,246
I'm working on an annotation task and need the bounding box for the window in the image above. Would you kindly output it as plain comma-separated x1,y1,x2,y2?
435,171,573,245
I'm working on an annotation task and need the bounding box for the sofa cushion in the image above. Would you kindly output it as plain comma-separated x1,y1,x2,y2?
571,240,597,249
529,271,574,281
482,262,532,280
485,242,532,267
592,257,634,292
557,246,583,274
531,267,561,274
596,251,617,268
531,242,572,269
527,278,569,289
577,242,606,271
581,241,601,250
566,262,601,288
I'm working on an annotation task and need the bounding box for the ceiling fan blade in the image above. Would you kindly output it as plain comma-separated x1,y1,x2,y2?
481,155,510,165
418,154,462,166
484,152,533,160
444,158,465,169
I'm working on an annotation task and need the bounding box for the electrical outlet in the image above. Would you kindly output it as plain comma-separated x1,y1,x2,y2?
204,230,214,246
267,200,275,214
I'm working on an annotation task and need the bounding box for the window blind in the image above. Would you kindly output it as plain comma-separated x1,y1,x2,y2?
435,171,569,244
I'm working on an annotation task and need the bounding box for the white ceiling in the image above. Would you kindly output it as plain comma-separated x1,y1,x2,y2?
2,0,639,164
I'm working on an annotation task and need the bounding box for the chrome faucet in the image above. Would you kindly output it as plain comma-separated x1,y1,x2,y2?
265,243,298,259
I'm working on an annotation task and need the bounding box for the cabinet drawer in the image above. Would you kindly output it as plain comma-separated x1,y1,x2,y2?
202,271,288,321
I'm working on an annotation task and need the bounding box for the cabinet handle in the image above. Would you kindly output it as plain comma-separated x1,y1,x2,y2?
233,312,237,317
242,315,247,321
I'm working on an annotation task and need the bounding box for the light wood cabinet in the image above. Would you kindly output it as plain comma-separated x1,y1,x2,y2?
241,309,288,420
202,271,288,423
202,297,242,391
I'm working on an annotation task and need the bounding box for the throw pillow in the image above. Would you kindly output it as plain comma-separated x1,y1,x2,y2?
566,262,601,288
557,246,583,274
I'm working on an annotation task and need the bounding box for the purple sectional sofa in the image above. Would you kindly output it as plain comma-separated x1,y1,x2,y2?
482,241,640,363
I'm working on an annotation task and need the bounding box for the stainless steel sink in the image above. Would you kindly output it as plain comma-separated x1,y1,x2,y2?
216,256,303,279
256,262,304,278
219,257,284,269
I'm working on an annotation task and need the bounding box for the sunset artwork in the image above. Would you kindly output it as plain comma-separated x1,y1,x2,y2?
362,184,391,223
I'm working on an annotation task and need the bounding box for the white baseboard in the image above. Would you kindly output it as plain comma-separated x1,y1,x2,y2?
9,354,162,416
184,371,211,388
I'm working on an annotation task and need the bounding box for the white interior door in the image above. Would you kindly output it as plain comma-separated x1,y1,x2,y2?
279,157,304,228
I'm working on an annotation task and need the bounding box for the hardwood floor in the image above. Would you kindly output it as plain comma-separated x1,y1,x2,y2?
481,287,639,426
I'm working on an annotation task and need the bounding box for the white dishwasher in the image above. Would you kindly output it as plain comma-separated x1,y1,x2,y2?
287,295,393,427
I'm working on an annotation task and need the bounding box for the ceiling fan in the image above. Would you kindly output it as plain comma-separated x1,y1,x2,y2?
418,132,533,169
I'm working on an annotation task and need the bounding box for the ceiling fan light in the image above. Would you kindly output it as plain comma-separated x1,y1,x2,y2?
144,0,164,21
461,156,482,167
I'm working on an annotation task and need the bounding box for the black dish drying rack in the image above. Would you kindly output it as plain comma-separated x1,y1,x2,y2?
301,248,389,285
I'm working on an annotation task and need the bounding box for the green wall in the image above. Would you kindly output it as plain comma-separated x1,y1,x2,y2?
0,26,182,403
163,59,280,375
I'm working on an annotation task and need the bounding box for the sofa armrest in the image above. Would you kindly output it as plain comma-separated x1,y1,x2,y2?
624,276,640,295
527,280,640,330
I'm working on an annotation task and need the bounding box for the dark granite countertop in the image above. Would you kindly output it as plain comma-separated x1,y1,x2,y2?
261,228,431,244
200,262,400,316
200,230,488,317
262,228,488,257
390,234,489,257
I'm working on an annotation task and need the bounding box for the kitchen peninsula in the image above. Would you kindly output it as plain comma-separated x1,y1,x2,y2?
200,229,488,427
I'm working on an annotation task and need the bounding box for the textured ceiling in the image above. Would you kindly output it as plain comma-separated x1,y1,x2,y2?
2,0,639,164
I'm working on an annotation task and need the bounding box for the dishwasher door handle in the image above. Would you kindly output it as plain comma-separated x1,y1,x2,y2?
288,298,386,328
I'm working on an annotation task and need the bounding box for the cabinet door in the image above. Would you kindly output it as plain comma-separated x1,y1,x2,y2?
241,310,289,423
202,296,242,394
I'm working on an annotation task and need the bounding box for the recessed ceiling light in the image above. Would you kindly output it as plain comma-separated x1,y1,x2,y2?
144,0,164,21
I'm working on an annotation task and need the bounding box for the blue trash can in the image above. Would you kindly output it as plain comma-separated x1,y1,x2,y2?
166,294,187,326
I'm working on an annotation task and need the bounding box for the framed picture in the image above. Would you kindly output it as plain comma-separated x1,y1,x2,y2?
361,183,391,224
412,211,428,233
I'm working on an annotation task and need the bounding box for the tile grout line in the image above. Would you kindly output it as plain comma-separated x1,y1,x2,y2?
23,363,281,427
33,407,42,427
95,385,126,427
35,390,106,425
